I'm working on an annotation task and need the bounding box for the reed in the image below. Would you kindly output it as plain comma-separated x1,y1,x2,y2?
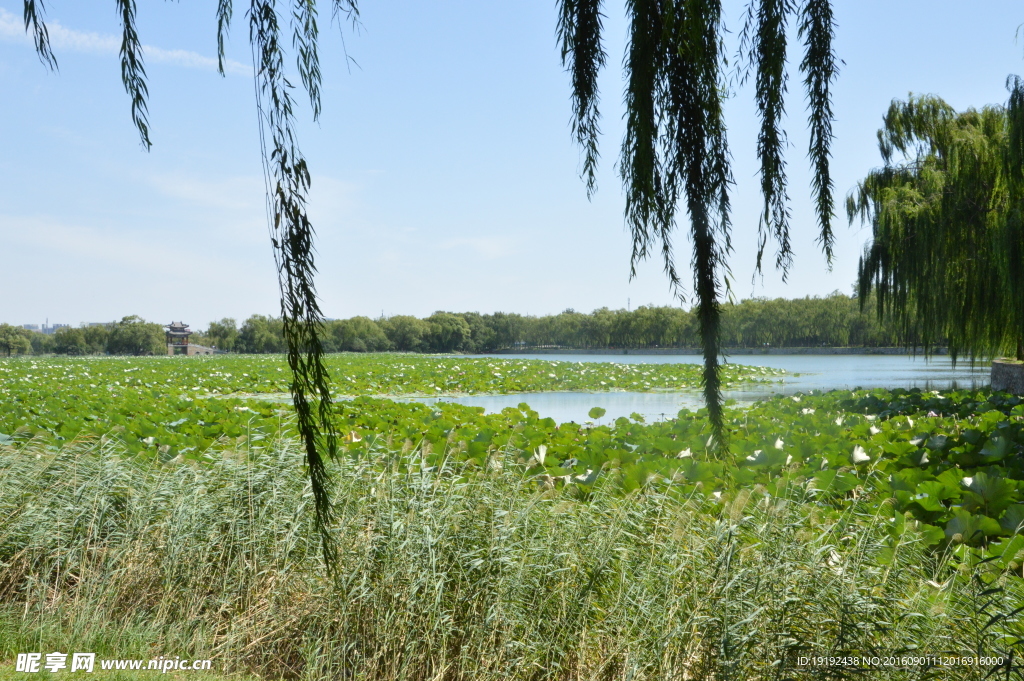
1,436,1021,680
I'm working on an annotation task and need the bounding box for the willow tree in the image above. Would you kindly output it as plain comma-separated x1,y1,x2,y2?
848,80,1024,363
20,0,840,548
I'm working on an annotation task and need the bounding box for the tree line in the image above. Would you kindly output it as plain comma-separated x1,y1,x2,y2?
216,293,917,353
0,316,166,357
1,292,922,357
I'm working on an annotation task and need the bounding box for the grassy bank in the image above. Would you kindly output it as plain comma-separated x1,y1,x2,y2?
3,436,1023,680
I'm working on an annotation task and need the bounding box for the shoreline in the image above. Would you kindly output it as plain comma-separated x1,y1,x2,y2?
488,346,952,356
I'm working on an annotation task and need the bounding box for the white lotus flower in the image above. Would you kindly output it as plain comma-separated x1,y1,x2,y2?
962,476,974,487
573,469,598,485
677,448,692,459
775,437,784,449
852,445,870,464
869,426,880,435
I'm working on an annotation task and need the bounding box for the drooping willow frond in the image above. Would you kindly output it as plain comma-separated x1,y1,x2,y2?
116,0,151,150
558,0,607,197
291,0,322,121
849,87,1024,362
217,0,233,76
743,0,792,276
22,0,56,69
558,0,837,445
798,0,837,261
249,0,340,564
664,0,733,441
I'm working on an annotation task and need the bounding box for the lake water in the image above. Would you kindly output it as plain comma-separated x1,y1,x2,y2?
402,354,990,424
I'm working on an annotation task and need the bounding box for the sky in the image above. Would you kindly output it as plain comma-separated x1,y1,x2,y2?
1,1,1022,329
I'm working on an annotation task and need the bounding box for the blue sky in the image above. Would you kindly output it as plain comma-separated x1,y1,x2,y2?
1,1,1022,329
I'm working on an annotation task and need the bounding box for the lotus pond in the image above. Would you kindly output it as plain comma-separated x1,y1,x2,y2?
0,353,780,452
3,353,1024,570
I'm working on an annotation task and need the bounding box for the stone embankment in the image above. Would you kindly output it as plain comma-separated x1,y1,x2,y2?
991,359,1024,395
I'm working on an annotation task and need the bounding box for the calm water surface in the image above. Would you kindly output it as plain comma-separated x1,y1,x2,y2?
402,354,989,424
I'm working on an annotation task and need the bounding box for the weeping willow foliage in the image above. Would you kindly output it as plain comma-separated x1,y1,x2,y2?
557,0,838,441
21,0,839,538
848,80,1024,363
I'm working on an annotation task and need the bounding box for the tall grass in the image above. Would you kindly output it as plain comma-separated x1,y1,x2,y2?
1,436,1022,680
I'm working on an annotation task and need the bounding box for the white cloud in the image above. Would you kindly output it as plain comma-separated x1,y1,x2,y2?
148,173,265,213
144,173,268,244
306,176,362,225
439,236,516,260
2,214,249,275
0,8,248,75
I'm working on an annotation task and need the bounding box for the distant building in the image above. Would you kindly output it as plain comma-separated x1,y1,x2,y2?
21,323,69,334
165,321,214,356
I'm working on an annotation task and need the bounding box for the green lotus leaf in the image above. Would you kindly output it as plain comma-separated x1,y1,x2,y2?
945,509,1002,545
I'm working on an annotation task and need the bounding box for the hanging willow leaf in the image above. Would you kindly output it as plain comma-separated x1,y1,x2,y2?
22,0,56,69
115,0,150,148
216,0,233,76
292,0,322,121
559,0,838,446
116,0,151,150
799,0,837,261
849,84,1024,362
557,0,607,197
249,0,340,565
743,0,792,275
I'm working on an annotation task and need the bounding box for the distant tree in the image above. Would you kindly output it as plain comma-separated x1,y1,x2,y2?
28,331,54,355
205,318,239,352
484,312,526,350
329,317,390,352
82,325,111,354
236,315,286,354
106,316,164,356
0,324,32,357
424,312,472,353
849,83,1024,361
548,309,583,348
458,312,496,353
380,316,430,352
53,327,89,355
